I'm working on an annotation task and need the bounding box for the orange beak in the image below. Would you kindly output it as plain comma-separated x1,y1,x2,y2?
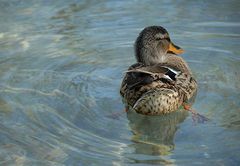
168,42,184,54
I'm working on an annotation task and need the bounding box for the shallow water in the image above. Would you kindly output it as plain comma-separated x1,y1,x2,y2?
0,0,240,165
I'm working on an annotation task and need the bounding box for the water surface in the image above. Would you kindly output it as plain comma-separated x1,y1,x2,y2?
0,0,240,165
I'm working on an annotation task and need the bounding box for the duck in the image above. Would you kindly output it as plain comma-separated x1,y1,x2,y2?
120,26,198,116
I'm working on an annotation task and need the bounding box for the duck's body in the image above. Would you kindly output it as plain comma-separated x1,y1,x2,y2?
120,26,197,115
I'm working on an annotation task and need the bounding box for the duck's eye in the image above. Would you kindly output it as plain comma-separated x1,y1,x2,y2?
156,37,171,42
165,37,170,42
156,37,163,41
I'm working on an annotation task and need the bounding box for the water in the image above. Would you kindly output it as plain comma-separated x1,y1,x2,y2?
0,0,239,165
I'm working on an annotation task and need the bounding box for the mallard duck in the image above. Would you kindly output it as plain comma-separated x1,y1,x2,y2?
120,26,198,115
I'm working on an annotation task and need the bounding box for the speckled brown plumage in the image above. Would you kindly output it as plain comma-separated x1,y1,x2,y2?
120,26,197,115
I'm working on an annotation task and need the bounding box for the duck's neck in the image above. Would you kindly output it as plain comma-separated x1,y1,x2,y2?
135,50,169,66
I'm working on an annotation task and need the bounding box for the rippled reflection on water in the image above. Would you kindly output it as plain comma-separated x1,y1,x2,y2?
0,0,240,165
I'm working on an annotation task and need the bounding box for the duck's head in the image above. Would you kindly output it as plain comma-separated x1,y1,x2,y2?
135,26,184,65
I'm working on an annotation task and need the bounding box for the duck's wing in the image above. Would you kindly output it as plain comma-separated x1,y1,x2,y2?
120,64,177,96
124,69,156,90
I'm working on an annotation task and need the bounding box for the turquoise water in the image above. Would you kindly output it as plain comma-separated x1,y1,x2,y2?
0,0,240,165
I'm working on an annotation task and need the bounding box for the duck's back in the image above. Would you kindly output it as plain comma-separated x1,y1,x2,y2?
120,61,197,115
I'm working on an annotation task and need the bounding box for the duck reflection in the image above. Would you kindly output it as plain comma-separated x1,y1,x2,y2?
127,109,188,156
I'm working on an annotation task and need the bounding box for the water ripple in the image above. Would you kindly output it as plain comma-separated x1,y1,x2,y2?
0,0,240,165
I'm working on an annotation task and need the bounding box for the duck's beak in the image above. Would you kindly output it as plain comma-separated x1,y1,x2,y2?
168,42,184,54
